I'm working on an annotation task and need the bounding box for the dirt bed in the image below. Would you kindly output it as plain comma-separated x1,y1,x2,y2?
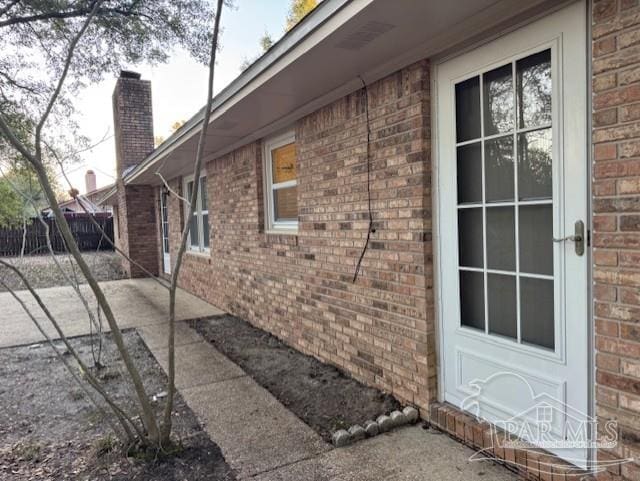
0,330,235,480
0,252,126,292
193,315,401,442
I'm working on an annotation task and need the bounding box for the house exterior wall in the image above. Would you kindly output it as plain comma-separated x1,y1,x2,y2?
165,60,437,413
593,0,640,477
116,184,159,278
151,2,640,476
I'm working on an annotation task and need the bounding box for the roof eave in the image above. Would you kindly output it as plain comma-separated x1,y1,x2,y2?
124,0,354,185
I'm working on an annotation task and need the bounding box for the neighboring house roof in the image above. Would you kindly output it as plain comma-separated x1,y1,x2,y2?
46,183,114,216
107,0,551,194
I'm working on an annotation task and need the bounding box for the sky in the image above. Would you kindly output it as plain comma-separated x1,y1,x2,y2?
67,0,291,194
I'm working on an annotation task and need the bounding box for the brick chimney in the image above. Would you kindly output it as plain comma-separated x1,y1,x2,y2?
85,170,96,193
112,70,154,179
111,71,159,278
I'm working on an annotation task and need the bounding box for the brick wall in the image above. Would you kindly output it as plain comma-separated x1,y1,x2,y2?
593,0,640,478
167,61,436,412
116,184,159,278
130,1,640,475
112,71,158,277
112,73,154,179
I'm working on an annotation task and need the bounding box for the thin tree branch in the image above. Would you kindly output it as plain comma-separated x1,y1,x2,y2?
0,162,107,360
0,113,38,165
156,172,190,205
160,0,224,442
0,261,144,442
43,129,112,167
35,0,103,161
46,148,170,290
0,0,161,443
0,277,124,442
0,4,152,28
0,0,20,19
0,70,43,96
75,194,171,290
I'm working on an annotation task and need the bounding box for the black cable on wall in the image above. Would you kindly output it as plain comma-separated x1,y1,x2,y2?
352,76,375,283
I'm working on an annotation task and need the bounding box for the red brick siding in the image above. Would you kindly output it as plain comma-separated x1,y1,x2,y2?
117,184,159,278
112,76,154,179
168,61,436,412
112,73,158,277
429,403,590,481
593,0,640,477
127,2,640,476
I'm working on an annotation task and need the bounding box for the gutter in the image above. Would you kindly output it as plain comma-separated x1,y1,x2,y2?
124,0,355,185
97,185,118,205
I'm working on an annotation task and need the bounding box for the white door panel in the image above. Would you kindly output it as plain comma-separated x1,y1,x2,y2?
436,1,588,467
160,191,171,275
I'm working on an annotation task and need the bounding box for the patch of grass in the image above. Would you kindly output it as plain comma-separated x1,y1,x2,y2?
69,389,84,401
13,442,41,461
94,435,118,457
85,409,103,426
329,418,349,432
127,439,185,462
97,369,120,382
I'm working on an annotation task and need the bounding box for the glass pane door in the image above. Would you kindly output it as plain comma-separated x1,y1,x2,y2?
161,191,170,255
455,48,555,350
160,190,171,274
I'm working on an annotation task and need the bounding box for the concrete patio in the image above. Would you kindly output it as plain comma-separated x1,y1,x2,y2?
0,277,222,348
0,279,518,480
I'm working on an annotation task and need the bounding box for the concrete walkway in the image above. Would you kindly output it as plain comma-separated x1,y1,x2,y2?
0,278,222,347
0,279,518,481
138,321,519,480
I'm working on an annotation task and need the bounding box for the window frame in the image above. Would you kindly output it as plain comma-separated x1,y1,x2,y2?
182,174,209,253
263,130,298,233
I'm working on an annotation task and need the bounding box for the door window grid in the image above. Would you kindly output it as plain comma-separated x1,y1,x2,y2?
455,49,554,349
161,191,169,254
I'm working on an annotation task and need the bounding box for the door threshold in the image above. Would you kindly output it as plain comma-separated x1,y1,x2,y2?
428,402,594,480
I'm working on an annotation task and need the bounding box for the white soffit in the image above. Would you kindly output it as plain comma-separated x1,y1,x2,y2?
129,0,555,185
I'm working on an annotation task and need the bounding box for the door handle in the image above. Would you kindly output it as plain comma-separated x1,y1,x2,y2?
553,220,584,256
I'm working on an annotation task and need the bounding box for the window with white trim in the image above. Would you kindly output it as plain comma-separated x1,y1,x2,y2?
264,131,298,232
183,175,209,252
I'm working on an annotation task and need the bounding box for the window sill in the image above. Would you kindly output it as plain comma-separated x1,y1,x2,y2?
264,231,299,246
185,249,211,260
265,229,298,236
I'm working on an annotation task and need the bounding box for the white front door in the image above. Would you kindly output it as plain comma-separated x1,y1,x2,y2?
436,1,589,467
160,190,171,274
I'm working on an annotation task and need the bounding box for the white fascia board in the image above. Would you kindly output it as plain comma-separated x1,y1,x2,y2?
126,0,373,185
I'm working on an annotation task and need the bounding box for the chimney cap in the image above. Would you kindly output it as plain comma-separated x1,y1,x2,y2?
86,169,95,175
120,70,141,80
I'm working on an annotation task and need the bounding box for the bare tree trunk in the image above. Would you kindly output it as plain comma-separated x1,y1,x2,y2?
20,216,26,257
3,174,107,365
0,260,143,442
75,196,170,290
0,0,160,445
160,0,225,443
31,160,160,442
0,276,124,440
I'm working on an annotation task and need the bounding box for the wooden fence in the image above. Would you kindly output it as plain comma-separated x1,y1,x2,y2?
0,214,114,257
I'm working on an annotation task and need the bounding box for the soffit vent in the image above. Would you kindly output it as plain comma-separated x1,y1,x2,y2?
335,21,396,51
211,119,238,131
